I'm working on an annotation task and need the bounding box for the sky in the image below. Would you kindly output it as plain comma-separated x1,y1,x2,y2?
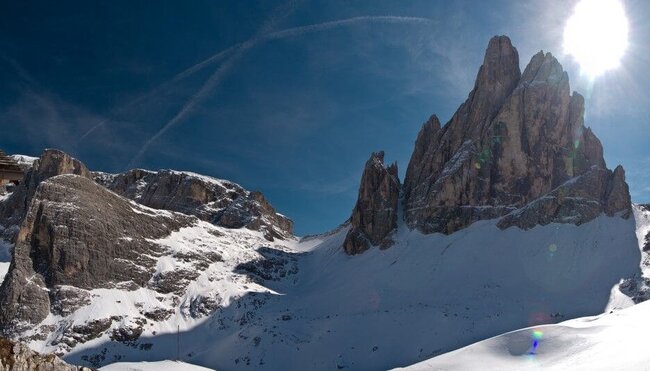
1,0,649,235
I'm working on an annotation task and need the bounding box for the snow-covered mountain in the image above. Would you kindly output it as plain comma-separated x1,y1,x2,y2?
400,275,650,371
398,206,650,371
0,35,646,370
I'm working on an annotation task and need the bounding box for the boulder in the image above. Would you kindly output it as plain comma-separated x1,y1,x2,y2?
0,337,88,370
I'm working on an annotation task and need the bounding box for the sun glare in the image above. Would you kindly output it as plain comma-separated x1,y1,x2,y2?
563,0,629,78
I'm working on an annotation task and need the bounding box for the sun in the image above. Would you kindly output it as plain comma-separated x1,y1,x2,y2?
563,0,629,78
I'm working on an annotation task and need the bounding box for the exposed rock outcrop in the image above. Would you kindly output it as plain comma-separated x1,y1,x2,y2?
94,169,293,241
0,149,91,242
402,35,631,234
343,152,400,255
0,175,193,335
0,337,88,370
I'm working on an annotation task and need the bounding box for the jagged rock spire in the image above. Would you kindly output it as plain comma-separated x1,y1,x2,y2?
343,151,400,255
401,35,631,234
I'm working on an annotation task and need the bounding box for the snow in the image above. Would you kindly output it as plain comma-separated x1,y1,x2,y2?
10,154,37,167
167,170,234,190
52,212,639,370
0,239,12,283
436,140,473,182
0,263,8,284
399,299,650,371
100,360,213,370
398,204,650,370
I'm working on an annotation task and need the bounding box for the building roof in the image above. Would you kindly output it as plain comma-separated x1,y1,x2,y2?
0,149,24,175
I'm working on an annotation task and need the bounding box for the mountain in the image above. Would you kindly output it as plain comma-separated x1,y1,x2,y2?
0,36,644,370
399,203,650,370
345,35,630,250
94,169,293,241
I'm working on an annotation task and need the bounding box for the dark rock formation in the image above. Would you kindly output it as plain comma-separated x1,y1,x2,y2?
0,175,193,335
343,152,400,255
402,35,631,234
0,337,88,370
0,149,91,242
95,169,293,241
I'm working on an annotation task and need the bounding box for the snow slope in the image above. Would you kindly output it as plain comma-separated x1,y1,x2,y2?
57,212,639,370
399,204,650,370
0,226,12,283
0,183,18,283
100,360,213,371
398,299,650,371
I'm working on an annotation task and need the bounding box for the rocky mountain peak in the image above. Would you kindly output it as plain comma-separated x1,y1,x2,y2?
475,35,521,105
0,175,195,334
95,168,293,240
401,36,631,234
345,35,631,252
0,149,92,242
522,51,568,86
463,35,521,134
343,151,400,255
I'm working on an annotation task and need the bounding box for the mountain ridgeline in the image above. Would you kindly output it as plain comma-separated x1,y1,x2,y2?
0,149,293,339
0,35,641,370
343,35,631,254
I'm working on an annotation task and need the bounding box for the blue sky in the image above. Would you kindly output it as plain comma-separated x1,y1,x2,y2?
1,0,649,235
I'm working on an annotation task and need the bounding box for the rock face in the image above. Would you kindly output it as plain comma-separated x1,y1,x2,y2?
95,169,293,241
343,152,400,255
0,337,87,370
0,150,91,242
401,35,631,234
0,175,193,335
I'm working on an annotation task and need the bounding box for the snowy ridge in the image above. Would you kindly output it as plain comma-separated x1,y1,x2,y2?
398,204,650,370
21,220,299,366
399,299,650,371
100,360,213,370
93,168,294,240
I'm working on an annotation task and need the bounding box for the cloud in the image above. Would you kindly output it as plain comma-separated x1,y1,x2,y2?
0,55,137,166
127,14,437,168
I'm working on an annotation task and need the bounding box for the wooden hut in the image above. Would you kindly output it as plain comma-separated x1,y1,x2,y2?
0,150,23,186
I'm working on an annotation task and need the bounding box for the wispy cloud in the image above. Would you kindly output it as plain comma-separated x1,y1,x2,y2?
127,14,437,168
0,55,134,164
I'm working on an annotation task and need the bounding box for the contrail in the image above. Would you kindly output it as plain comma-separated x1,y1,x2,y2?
78,46,239,141
126,0,299,168
264,16,435,40
81,2,304,143
128,15,435,167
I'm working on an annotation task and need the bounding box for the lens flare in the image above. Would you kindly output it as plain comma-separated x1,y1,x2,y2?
529,329,544,354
